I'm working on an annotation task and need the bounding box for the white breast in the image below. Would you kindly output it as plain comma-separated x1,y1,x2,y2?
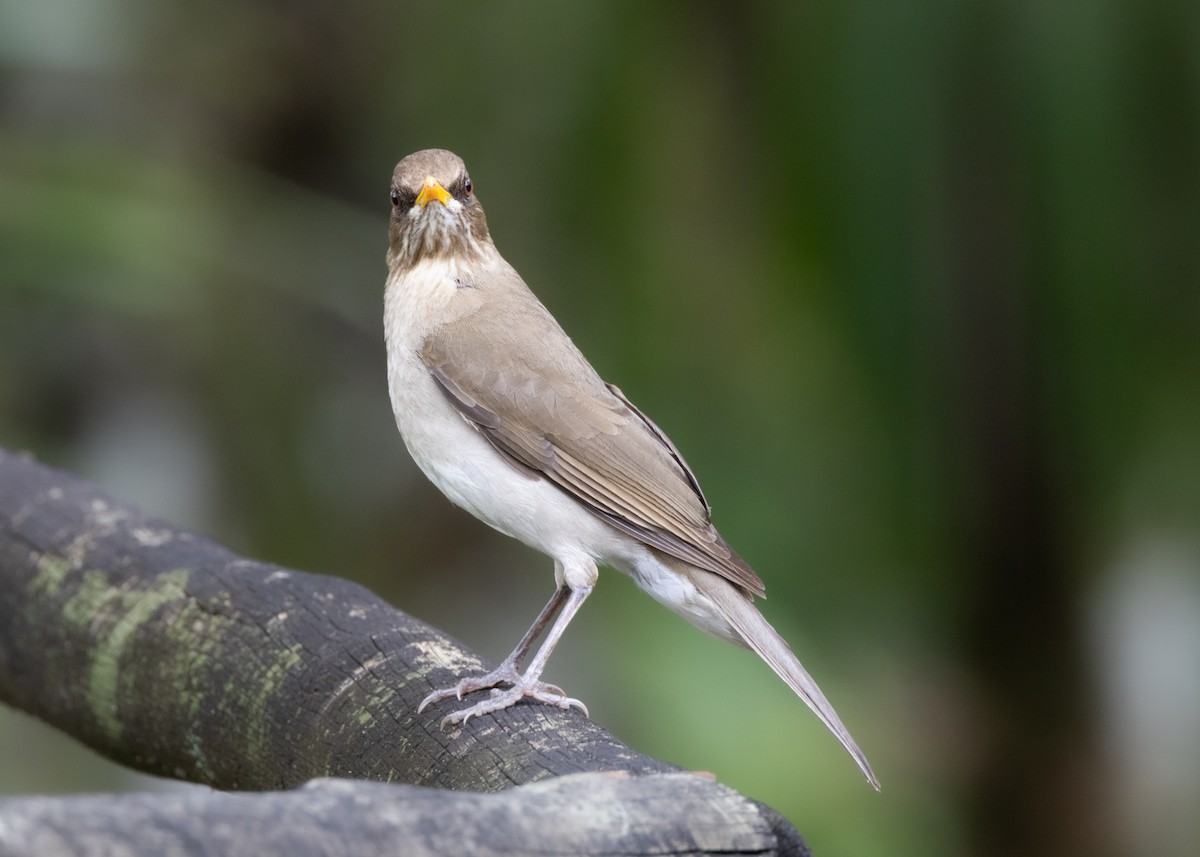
383,259,635,589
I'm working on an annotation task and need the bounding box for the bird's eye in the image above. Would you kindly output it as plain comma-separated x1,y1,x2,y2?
463,176,472,195
390,189,401,208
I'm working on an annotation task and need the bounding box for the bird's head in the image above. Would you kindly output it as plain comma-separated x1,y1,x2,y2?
387,149,491,272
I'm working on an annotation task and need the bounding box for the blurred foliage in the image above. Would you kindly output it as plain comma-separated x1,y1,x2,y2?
2,2,1198,856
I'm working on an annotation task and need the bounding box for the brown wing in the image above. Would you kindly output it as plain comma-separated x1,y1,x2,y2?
421,305,765,597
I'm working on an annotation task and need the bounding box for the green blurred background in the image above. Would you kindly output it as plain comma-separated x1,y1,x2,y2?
2,1,1198,855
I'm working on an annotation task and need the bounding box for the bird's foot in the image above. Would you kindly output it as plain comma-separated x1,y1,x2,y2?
420,671,588,728
417,661,525,714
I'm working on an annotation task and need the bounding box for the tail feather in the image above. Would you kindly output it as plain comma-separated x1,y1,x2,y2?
691,571,880,790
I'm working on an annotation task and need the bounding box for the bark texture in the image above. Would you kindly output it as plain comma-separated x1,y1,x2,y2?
0,773,793,857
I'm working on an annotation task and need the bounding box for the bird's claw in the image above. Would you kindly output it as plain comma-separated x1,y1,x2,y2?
422,677,589,727
417,663,524,714
439,683,588,728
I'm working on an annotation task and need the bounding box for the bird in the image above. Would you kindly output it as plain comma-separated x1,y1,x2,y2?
384,148,879,789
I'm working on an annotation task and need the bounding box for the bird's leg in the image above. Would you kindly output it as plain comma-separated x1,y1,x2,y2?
428,585,593,727
417,586,570,714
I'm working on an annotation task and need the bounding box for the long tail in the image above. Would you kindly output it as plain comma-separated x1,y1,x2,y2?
690,570,880,790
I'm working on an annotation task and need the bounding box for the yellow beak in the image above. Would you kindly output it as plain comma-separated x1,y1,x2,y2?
415,176,452,208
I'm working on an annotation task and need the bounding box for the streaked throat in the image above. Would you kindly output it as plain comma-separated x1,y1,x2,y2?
397,201,487,270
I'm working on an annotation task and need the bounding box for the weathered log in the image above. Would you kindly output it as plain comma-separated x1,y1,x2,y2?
0,447,808,855
0,772,790,857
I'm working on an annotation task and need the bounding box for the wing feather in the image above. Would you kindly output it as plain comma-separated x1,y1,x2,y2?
422,306,765,597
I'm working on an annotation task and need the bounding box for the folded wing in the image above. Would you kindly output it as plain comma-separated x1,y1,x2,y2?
421,304,765,598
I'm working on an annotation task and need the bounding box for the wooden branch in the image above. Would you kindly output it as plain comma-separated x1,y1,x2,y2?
0,447,809,855
0,773,796,857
